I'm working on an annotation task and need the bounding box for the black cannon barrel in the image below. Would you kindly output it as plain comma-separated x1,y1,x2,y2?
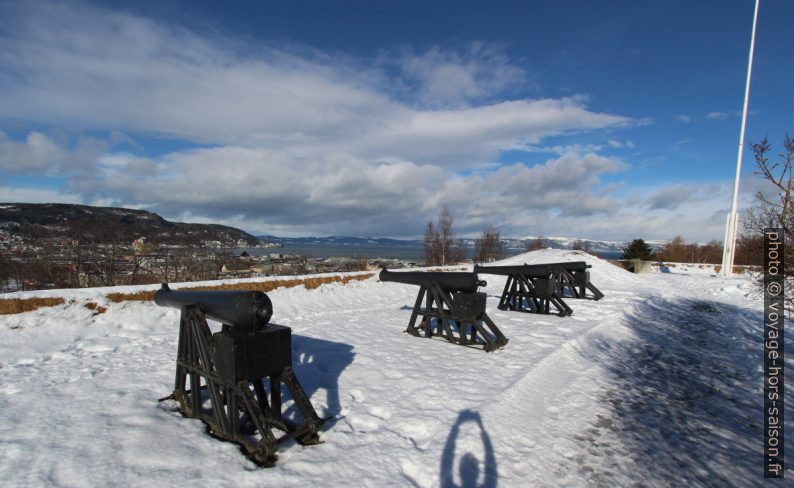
154,284,273,331
475,263,555,277
534,261,591,272
474,264,529,276
379,269,485,293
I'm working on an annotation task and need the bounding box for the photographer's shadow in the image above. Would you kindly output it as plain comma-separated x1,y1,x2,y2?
440,409,498,488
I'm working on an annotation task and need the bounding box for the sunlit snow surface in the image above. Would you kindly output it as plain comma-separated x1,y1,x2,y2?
0,250,788,487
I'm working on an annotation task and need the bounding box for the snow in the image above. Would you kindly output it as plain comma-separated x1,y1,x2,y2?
0,250,787,486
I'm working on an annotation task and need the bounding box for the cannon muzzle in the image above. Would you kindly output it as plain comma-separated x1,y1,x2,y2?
379,269,485,293
154,284,273,331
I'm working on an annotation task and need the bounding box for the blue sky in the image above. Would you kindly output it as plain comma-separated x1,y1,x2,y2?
0,0,791,241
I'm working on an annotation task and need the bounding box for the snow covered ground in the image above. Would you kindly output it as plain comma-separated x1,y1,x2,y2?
0,249,787,487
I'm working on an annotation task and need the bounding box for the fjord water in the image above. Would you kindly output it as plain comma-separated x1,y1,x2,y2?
237,243,623,261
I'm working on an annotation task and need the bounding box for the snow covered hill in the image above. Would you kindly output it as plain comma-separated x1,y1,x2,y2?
514,236,667,253
0,250,785,487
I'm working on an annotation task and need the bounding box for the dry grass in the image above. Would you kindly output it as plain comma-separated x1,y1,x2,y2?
0,273,375,315
0,297,65,315
106,273,375,303
106,290,157,303
714,265,747,274
84,302,108,314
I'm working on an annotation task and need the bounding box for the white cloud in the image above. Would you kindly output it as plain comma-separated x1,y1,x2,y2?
0,1,630,164
0,185,83,204
3,1,743,242
0,131,67,173
390,42,529,108
606,139,634,149
645,185,703,210
65,147,627,237
705,111,739,120
0,130,109,179
583,180,759,242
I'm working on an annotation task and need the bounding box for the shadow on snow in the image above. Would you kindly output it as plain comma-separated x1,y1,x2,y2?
440,409,498,488
290,334,355,420
577,296,791,486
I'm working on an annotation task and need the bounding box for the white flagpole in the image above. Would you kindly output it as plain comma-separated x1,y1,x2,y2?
721,0,761,277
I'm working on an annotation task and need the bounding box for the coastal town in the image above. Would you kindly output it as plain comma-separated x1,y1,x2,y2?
0,230,416,292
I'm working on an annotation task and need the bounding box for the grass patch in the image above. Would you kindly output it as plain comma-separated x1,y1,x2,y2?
0,297,65,315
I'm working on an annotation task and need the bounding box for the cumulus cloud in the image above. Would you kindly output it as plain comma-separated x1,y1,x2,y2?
645,183,722,210
0,185,83,204
5,1,744,241
68,147,626,237
0,130,109,177
570,180,762,242
0,1,629,162
646,185,696,210
0,131,67,173
390,42,528,108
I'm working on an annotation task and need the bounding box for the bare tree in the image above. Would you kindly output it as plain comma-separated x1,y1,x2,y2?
699,240,724,264
751,135,794,227
741,135,794,311
423,207,459,265
475,225,504,263
735,220,764,266
526,236,546,251
0,252,10,291
423,220,438,266
653,236,723,264
571,239,593,254
438,207,454,265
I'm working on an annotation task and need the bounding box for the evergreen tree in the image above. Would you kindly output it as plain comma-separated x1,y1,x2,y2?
622,239,653,260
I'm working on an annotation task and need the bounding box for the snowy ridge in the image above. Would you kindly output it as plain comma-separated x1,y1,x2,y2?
0,250,785,487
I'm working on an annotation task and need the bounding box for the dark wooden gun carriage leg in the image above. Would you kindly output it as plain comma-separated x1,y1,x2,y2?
403,283,507,351
558,269,604,300
166,305,322,467
495,273,572,316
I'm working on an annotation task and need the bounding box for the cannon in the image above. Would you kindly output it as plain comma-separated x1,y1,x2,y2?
379,269,508,351
536,261,604,300
473,263,573,316
154,287,274,331
155,284,322,466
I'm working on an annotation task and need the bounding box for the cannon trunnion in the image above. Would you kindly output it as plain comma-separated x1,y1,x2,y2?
156,284,322,467
379,269,508,352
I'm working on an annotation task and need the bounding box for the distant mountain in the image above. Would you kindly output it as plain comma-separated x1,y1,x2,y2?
509,236,666,253
0,203,262,247
256,234,665,254
257,235,423,246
